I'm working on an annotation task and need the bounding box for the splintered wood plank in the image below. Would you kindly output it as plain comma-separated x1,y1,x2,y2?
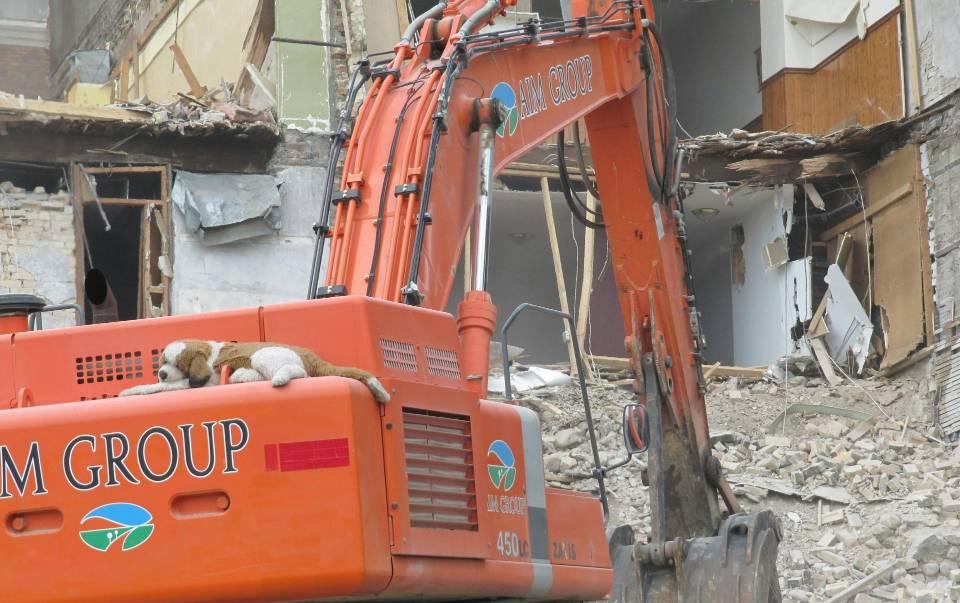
169,42,206,98
541,177,578,375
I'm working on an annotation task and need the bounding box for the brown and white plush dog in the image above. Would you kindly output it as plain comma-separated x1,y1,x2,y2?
119,340,390,402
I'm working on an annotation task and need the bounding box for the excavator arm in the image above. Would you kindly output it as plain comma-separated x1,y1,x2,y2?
309,0,781,599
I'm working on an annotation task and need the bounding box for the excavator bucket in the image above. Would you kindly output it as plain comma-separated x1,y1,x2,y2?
609,510,782,602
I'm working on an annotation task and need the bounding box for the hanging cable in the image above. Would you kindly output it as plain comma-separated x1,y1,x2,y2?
557,128,604,229
640,18,677,204
571,121,600,200
306,60,371,298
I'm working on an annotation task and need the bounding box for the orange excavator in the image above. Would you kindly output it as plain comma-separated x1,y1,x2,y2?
0,0,781,601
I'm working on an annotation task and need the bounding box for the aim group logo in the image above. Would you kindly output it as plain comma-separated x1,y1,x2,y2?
487,439,517,491
491,82,520,138
80,502,155,552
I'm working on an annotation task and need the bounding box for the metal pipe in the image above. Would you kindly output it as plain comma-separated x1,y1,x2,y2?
29,304,86,330
401,1,447,45
499,302,609,519
458,0,501,37
473,122,496,291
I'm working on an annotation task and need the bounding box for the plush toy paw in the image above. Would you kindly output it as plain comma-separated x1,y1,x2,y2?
365,377,391,403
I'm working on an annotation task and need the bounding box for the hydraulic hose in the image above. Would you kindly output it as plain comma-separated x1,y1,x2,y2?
400,1,446,45
572,121,601,200
458,0,502,38
306,63,370,298
557,128,604,229
640,18,677,204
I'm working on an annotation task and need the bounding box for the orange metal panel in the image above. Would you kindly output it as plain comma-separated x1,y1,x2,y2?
10,307,261,405
0,335,13,409
0,378,391,603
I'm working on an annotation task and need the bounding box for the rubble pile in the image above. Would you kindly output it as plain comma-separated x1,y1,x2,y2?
499,361,959,602
113,96,275,126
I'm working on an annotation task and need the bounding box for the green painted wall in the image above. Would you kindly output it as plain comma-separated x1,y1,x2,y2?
275,0,330,128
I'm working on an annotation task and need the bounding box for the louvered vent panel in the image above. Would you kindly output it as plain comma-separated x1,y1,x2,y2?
403,408,477,531
75,351,145,384
380,338,418,372
425,346,461,380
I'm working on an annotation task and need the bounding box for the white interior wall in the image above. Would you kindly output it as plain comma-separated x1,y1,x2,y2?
658,0,762,135
760,0,900,81
684,184,810,367
729,185,810,366
170,167,323,314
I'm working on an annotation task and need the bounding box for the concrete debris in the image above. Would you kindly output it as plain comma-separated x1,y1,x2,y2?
503,360,952,601
487,366,572,394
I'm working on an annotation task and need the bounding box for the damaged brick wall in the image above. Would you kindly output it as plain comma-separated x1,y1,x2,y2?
0,44,50,98
920,93,960,326
48,0,163,99
0,185,78,327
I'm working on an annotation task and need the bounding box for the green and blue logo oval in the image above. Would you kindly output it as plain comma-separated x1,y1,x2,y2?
491,82,520,138
79,502,155,552
487,439,517,491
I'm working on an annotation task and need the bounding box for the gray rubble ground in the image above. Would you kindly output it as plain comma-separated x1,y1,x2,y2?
495,363,960,602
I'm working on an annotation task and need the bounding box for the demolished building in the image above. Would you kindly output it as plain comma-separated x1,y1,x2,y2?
1,0,960,440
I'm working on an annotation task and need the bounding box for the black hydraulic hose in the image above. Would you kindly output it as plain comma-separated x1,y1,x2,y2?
403,58,463,303
557,129,604,229
572,121,600,200
365,82,424,296
306,62,371,298
641,19,677,203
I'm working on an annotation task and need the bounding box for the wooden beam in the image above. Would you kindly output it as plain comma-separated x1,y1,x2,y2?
575,192,597,359
0,95,150,123
708,366,767,379
169,42,206,98
83,197,160,206
395,0,410,32
820,182,913,241
118,57,130,102
541,177,578,375
82,166,166,174
809,337,842,386
138,0,180,50
702,362,722,381
133,41,141,99
589,355,631,371
0,125,276,173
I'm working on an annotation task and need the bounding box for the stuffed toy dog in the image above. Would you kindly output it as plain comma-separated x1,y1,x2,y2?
119,339,390,402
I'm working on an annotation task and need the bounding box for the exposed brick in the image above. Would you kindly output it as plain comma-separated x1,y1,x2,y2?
0,44,50,98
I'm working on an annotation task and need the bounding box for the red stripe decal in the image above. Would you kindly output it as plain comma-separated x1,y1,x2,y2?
264,444,279,472
264,438,350,472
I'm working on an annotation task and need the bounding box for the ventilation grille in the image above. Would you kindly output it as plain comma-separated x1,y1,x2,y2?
381,338,418,372
403,408,477,531
75,351,145,385
425,347,461,380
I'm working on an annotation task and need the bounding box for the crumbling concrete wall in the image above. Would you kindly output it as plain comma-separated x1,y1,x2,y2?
170,137,330,314
915,0,960,107
919,94,960,326
915,0,960,327
0,185,78,328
